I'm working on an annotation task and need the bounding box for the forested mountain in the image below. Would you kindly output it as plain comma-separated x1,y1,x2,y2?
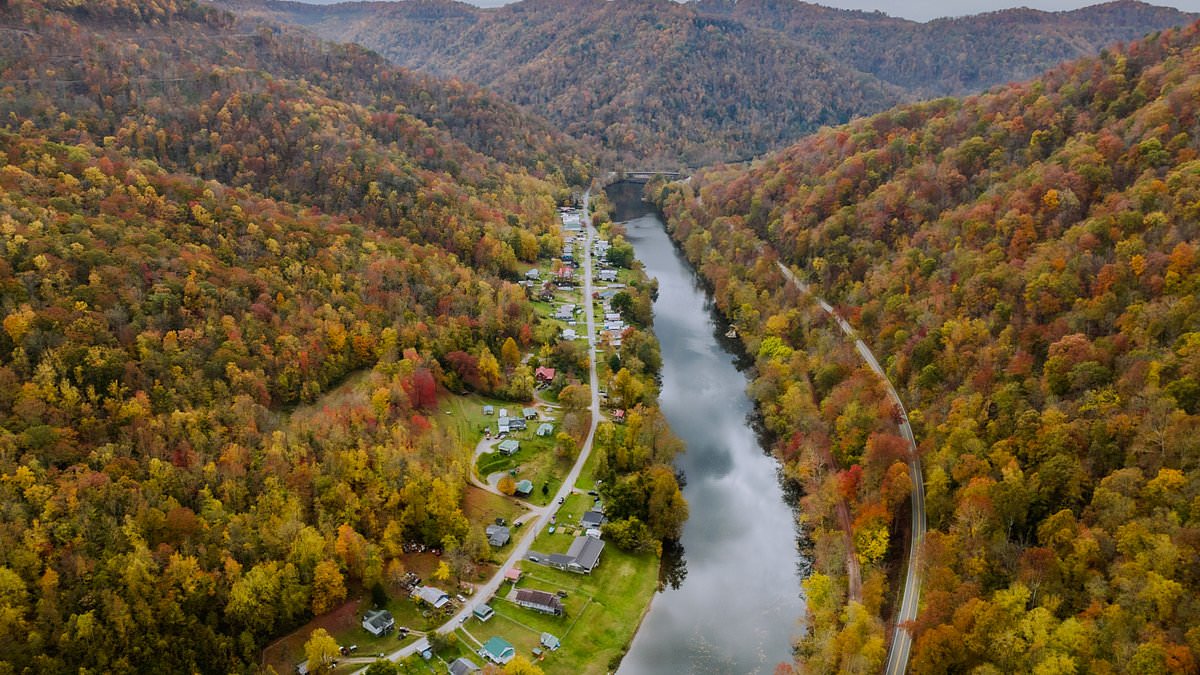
230,0,1195,165
656,17,1200,673
0,0,607,671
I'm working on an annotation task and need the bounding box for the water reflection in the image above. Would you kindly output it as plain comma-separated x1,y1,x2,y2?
610,183,806,675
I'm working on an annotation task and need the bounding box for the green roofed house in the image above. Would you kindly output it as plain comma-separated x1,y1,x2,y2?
473,604,495,622
536,423,553,437
497,439,520,456
515,479,533,496
479,636,516,665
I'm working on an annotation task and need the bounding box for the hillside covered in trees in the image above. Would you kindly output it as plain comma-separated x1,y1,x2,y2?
231,0,1195,166
0,0,651,672
655,17,1200,674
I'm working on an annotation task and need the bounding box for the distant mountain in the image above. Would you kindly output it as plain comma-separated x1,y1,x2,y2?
656,15,1200,674
228,0,1197,165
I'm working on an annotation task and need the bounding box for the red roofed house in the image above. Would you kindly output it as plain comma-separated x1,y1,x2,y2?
612,409,625,423
535,366,556,384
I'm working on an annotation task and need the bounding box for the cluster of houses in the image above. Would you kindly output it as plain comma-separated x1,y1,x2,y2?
485,405,540,436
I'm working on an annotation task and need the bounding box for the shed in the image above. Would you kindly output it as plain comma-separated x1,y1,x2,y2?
449,657,481,675
479,636,516,665
473,604,495,622
515,479,533,496
504,568,522,582
522,407,538,420
497,439,520,456
412,637,432,660
525,268,540,280
540,632,561,651
536,423,554,437
483,404,494,415
612,409,625,422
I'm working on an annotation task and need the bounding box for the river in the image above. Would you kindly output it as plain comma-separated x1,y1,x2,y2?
610,183,807,674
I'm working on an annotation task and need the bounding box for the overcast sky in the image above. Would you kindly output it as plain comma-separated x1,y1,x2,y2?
380,0,1200,22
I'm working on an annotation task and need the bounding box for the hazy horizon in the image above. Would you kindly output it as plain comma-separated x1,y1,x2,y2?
287,0,1200,22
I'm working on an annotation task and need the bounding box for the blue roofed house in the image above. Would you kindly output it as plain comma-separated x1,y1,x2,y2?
479,636,516,665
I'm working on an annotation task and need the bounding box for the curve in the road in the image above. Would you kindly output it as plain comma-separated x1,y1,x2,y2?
775,261,926,675
358,189,604,671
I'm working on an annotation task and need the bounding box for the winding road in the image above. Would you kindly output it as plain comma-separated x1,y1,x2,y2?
358,189,603,670
775,261,926,675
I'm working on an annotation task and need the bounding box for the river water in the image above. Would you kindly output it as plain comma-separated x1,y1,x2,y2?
610,183,806,674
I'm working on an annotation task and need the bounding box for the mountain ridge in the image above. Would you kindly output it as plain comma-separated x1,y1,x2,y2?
232,0,1198,164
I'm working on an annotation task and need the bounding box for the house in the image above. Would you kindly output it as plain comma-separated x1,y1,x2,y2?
504,568,522,583
513,588,564,616
535,366,556,383
486,524,511,547
544,535,607,574
479,636,516,665
540,633,561,651
473,604,495,622
497,417,511,434
522,407,538,420
536,423,554,437
483,404,494,416
562,329,577,341
525,268,540,280
415,586,450,609
515,479,533,496
599,269,618,282
509,417,527,431
580,511,606,529
497,439,520,456
499,408,509,418
362,609,395,636
554,304,575,320
612,409,625,423
449,657,481,675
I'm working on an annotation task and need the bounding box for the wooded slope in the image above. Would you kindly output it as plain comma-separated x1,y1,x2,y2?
658,18,1200,674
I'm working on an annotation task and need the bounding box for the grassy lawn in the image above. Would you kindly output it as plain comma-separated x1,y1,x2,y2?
439,393,519,448
475,430,569,508
468,544,659,674
463,486,525,532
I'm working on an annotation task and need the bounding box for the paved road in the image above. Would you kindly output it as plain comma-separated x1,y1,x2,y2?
775,262,926,675
361,189,603,669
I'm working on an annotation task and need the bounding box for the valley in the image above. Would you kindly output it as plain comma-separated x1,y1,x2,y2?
3,0,1200,674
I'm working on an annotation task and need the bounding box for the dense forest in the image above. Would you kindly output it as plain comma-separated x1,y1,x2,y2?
232,0,1195,166
0,0,683,672
655,18,1200,674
